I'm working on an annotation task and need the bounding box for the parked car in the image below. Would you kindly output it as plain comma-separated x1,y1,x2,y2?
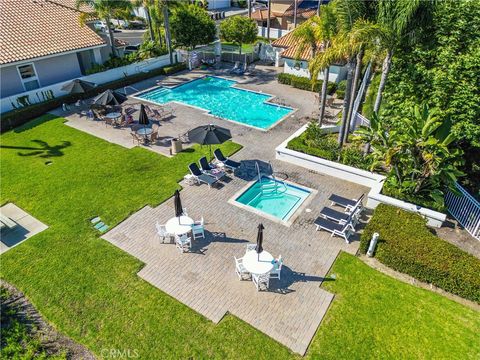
124,44,140,55
93,21,107,32
128,20,146,30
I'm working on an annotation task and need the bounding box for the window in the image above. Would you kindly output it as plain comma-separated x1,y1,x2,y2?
17,63,40,91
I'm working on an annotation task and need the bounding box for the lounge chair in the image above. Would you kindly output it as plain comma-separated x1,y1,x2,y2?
329,193,365,212
199,156,225,180
188,163,218,187
244,63,256,76
229,61,240,74
319,206,362,226
314,217,355,243
213,149,241,171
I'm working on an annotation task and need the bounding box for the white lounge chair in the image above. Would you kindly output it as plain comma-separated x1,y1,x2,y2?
234,256,251,280
246,243,257,252
175,234,192,253
252,273,270,291
329,193,365,212
319,204,362,226
269,255,283,280
188,163,218,187
192,217,205,240
155,221,173,243
314,217,355,243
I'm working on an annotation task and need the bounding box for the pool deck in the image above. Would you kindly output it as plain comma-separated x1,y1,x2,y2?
86,65,368,356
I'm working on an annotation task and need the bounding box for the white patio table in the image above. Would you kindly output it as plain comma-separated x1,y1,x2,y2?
242,250,274,275
165,216,194,235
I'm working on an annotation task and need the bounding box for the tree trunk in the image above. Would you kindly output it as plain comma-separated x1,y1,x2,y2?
293,0,298,28
267,0,271,41
248,0,252,18
338,58,355,149
373,50,392,114
105,17,117,56
318,66,330,126
163,5,173,64
317,0,321,15
345,49,364,138
145,6,155,42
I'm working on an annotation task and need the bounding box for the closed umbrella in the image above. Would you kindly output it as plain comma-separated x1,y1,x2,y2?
138,104,150,142
61,79,96,94
92,89,127,106
256,223,264,256
187,124,232,160
174,190,183,223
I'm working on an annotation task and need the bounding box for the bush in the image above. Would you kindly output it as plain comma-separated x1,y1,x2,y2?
277,73,336,94
336,80,347,99
1,62,187,132
360,204,480,303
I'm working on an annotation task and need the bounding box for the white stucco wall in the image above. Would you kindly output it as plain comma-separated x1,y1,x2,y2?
283,58,347,83
208,0,230,9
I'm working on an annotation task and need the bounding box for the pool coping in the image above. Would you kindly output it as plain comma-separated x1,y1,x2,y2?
227,176,318,227
131,75,298,132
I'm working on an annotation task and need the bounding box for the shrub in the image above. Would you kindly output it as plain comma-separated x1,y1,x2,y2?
360,204,480,303
336,80,347,99
277,73,336,94
1,63,187,132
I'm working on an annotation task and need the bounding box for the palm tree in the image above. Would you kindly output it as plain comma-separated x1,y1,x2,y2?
134,0,155,42
373,0,435,113
294,5,336,126
76,0,132,56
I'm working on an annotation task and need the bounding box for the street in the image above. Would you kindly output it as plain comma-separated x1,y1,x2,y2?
114,29,146,46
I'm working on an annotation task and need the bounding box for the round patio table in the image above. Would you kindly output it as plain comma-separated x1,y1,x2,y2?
165,216,194,235
242,250,274,275
136,127,153,136
106,112,121,120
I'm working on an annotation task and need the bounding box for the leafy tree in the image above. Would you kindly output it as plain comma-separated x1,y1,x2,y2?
170,4,216,50
219,16,258,54
76,0,132,56
355,104,464,208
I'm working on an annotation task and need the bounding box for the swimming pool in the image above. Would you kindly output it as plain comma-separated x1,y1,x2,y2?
136,76,294,129
235,177,311,223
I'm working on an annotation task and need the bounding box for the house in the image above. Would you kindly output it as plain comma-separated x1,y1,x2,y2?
271,30,347,83
0,0,109,98
251,0,319,30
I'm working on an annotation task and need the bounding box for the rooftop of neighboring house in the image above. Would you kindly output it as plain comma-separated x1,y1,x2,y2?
0,0,105,65
271,0,318,18
272,30,324,61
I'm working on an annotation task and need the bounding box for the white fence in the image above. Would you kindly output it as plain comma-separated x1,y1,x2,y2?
445,183,480,240
257,26,290,39
1,53,175,113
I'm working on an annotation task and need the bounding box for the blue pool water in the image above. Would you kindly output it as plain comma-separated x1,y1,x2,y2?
236,177,311,221
137,76,293,129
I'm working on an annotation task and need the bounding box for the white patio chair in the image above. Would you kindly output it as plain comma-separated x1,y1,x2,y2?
192,217,205,240
234,256,251,280
182,207,188,216
269,255,283,280
252,273,270,291
246,243,257,252
155,221,173,243
175,234,192,253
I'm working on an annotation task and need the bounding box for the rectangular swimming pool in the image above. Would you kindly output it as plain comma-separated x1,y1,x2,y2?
235,177,311,223
136,76,294,129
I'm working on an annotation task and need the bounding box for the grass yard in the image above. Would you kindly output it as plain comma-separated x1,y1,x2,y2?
1,115,479,358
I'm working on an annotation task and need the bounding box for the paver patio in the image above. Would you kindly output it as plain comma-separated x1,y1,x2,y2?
96,67,366,354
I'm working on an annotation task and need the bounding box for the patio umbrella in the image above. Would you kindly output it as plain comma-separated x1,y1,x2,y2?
92,89,127,106
61,79,96,94
138,104,150,142
174,190,183,223
187,124,232,160
256,223,264,256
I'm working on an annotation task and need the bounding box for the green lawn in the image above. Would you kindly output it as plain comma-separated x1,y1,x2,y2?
1,115,479,359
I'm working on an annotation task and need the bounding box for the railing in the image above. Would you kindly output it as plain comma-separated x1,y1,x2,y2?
445,183,480,240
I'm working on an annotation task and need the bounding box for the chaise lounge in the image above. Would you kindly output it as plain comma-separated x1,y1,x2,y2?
314,216,356,243
188,163,218,187
214,149,241,172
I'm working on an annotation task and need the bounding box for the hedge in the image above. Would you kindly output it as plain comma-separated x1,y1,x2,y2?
361,204,480,303
277,73,336,95
0,62,187,133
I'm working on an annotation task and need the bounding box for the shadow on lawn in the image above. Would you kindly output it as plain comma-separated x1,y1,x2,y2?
1,139,71,158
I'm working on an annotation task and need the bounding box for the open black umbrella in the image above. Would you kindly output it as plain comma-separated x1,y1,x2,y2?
174,190,183,222
187,124,232,160
92,89,127,106
61,79,96,94
256,223,264,256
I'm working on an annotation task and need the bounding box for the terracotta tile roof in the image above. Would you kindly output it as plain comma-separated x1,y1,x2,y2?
0,0,105,65
272,29,324,61
251,9,276,21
